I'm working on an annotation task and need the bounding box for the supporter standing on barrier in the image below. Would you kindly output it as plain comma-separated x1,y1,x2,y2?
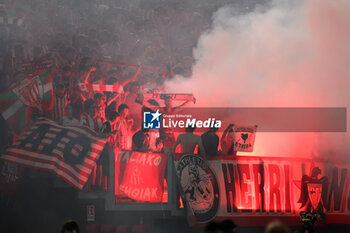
201,126,219,156
173,126,206,158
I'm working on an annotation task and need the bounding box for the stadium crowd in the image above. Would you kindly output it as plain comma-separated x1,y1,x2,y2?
0,0,241,157
0,1,333,233
0,0,243,196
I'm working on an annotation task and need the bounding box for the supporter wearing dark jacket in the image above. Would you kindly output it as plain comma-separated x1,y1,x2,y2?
201,127,219,156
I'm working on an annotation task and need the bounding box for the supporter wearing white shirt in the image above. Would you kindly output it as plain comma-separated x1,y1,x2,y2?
62,104,79,126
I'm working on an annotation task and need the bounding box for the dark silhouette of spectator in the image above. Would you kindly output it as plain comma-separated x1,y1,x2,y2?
173,126,206,157
201,127,219,156
61,220,80,233
204,220,237,233
264,221,291,233
219,219,237,233
204,221,220,233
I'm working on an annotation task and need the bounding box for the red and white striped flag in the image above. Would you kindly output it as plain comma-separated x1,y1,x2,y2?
53,95,67,123
1,118,106,189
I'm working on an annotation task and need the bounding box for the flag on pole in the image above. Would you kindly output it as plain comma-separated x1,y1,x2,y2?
1,118,107,189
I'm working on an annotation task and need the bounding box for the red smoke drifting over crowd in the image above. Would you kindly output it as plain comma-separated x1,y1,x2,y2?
165,0,350,161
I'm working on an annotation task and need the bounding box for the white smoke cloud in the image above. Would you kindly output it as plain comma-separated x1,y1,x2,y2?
165,0,350,161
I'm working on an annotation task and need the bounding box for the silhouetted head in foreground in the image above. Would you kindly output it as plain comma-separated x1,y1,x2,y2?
264,221,291,233
61,220,80,233
204,219,237,233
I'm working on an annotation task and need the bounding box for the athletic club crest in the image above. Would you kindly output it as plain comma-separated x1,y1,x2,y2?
12,75,43,108
176,154,219,223
298,167,328,213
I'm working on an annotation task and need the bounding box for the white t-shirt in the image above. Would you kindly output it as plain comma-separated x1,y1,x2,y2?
62,116,79,126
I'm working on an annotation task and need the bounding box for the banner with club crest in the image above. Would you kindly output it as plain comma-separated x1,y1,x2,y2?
173,154,350,226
